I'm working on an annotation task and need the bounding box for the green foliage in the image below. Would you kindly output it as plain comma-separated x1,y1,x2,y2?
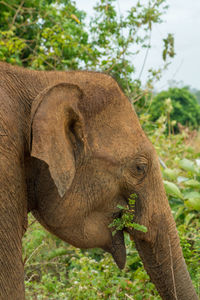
0,0,91,69
178,223,200,288
89,0,174,93
162,33,175,61
0,0,174,96
162,156,200,212
149,87,200,131
149,118,200,293
23,219,160,299
109,194,147,236
164,180,184,199
193,90,200,105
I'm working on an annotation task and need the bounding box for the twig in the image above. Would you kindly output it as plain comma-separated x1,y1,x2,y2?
104,36,132,74
26,274,37,283
25,43,56,70
0,1,16,11
25,261,67,267
125,294,134,300
168,235,178,300
171,59,184,80
24,261,68,281
138,30,152,80
24,241,45,265
11,0,24,27
132,90,149,103
159,157,167,169
28,216,37,227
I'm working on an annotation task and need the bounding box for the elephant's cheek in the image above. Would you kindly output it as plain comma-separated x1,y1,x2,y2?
84,215,126,269
83,214,111,248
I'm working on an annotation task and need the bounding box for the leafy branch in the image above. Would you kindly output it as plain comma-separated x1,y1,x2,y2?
109,194,147,236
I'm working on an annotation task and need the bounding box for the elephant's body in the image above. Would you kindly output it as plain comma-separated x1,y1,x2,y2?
0,62,198,300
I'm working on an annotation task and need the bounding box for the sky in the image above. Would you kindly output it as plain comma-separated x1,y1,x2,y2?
75,0,200,91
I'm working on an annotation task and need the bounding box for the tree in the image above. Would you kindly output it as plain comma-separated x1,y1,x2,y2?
0,0,92,69
89,0,174,94
194,90,200,104
0,0,174,97
149,87,200,131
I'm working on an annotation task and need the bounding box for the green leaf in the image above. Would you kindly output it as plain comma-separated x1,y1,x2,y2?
109,194,147,234
174,206,185,221
164,180,183,199
162,168,179,181
184,192,200,211
117,204,127,210
132,222,147,233
178,158,198,174
112,230,117,236
184,213,196,226
183,179,200,189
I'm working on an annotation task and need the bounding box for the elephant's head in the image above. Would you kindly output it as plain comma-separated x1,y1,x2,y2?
29,74,197,300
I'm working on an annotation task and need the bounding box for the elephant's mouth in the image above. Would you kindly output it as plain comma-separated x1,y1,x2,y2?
105,230,126,269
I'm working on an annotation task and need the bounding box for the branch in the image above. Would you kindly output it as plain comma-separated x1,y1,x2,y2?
24,241,45,266
138,30,152,80
0,1,17,11
11,0,24,27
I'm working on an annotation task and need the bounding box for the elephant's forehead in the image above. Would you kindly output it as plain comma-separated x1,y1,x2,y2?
87,105,151,161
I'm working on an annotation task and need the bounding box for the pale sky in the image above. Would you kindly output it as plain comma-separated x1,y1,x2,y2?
75,0,200,91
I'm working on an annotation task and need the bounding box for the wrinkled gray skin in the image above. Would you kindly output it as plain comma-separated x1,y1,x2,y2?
0,62,198,300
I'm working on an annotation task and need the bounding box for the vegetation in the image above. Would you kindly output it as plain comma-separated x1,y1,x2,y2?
0,0,174,95
109,194,147,236
149,87,200,131
1,0,199,298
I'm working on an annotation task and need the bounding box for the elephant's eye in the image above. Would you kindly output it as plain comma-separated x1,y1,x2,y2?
126,155,149,182
133,156,148,178
136,163,147,173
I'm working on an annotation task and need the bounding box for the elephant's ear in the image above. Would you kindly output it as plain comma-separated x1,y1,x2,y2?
30,82,85,198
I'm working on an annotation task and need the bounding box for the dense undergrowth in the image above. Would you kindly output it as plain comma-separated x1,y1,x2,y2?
23,117,200,300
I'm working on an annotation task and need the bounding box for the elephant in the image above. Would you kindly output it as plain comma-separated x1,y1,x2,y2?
0,62,198,300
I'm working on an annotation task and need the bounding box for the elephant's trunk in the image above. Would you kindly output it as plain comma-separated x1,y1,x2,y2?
127,158,198,300
132,212,198,300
